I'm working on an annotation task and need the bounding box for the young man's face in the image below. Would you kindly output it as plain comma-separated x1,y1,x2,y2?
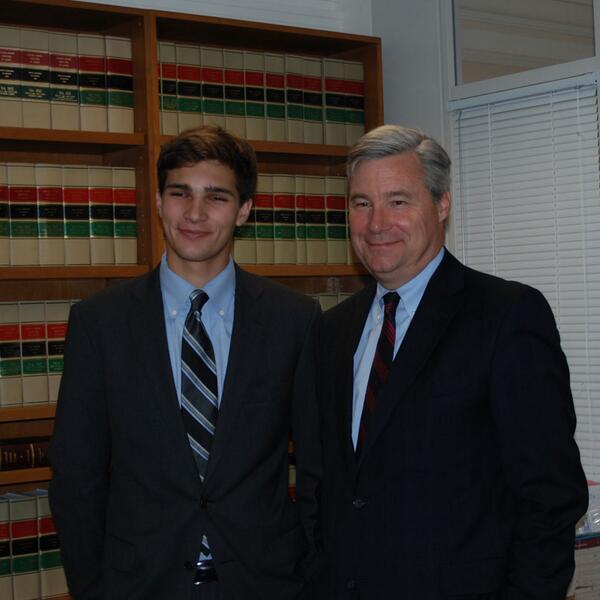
348,152,450,289
156,159,251,285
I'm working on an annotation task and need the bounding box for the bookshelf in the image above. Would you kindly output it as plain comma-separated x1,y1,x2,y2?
0,0,381,487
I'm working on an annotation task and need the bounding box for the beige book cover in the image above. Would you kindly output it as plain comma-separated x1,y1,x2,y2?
273,174,296,264
45,300,70,404
284,54,304,143
8,162,38,266
49,31,80,130
265,52,286,142
201,46,225,128
304,175,327,264
21,28,51,129
77,33,108,132
318,293,339,311
89,165,115,264
0,302,22,407
0,497,12,598
0,163,9,265
105,35,134,133
323,58,347,146
62,164,91,264
255,173,274,264
303,56,323,145
113,166,137,264
224,49,246,138
158,41,178,135
35,163,65,265
344,59,366,146
19,301,49,405
0,26,22,127
243,50,266,141
175,43,203,133
294,174,307,264
325,175,348,264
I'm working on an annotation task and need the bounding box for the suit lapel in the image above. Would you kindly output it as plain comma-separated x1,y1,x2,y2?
202,267,266,487
357,251,466,465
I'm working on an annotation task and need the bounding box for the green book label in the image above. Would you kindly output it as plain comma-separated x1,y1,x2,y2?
0,359,21,377
161,95,178,111
326,107,346,123
306,225,326,240
266,104,285,119
235,225,255,239
304,107,323,122
0,558,9,576
286,105,303,120
178,97,202,113
10,222,38,237
327,226,347,239
40,551,62,569
23,358,47,375
0,221,9,236
80,89,108,107
114,222,137,237
22,85,50,101
346,109,365,124
246,102,264,117
108,90,134,108
256,224,274,239
39,222,65,237
296,226,306,239
0,83,22,99
12,554,39,574
274,225,295,240
91,221,114,237
65,222,90,237
225,101,245,116
48,357,64,374
203,99,225,115
51,88,79,103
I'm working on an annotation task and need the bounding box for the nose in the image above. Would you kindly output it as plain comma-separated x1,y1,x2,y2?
368,204,388,233
185,195,208,222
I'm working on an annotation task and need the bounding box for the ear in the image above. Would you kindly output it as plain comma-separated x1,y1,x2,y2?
236,198,253,227
437,191,451,224
155,190,163,218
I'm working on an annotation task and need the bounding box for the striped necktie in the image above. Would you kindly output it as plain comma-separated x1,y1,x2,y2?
180,290,218,482
356,291,400,457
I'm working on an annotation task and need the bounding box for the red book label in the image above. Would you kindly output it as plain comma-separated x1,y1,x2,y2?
10,520,37,538
303,76,322,92
0,523,8,538
39,516,56,535
0,48,21,63
90,189,113,203
325,78,345,93
22,51,49,67
326,195,346,210
345,80,365,95
0,324,20,340
161,63,176,78
64,188,89,203
9,187,37,202
266,73,284,88
253,193,273,208
295,195,306,209
114,189,136,204
274,194,294,209
107,57,132,75
21,323,46,339
245,72,263,86
47,323,68,339
305,195,325,209
79,56,106,72
0,186,8,201
51,54,78,69
38,188,63,203
286,74,303,89
177,65,201,81
225,70,244,85
202,68,223,83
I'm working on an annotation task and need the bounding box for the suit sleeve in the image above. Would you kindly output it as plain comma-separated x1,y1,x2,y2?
290,299,323,571
49,303,109,600
489,286,588,600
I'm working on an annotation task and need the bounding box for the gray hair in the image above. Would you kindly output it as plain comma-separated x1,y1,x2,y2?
346,125,451,202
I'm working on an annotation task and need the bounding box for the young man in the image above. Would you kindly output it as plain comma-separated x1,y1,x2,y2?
316,125,588,599
49,126,321,600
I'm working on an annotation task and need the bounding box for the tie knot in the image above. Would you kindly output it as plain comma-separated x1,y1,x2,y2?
382,291,400,315
190,290,209,314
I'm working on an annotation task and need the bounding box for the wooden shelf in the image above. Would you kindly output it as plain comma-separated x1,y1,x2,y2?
0,466,52,486
0,127,145,147
0,404,56,423
0,265,150,281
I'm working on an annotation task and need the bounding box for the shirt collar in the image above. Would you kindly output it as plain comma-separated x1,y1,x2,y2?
159,254,236,320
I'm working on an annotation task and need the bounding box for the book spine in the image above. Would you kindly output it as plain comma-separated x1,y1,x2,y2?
302,56,323,145
224,49,246,138
0,164,8,265
344,60,366,146
158,41,178,135
0,303,23,407
105,36,134,133
0,498,11,599
20,28,51,130
0,440,50,471
113,167,137,264
243,51,266,141
62,165,91,265
254,174,274,264
294,175,307,265
325,176,348,264
89,166,115,265
323,58,347,146
78,33,108,132
265,53,286,142
19,302,48,405
201,47,225,128
0,26,23,128
8,162,39,266
35,163,65,266
49,31,79,131
285,54,304,143
304,176,327,264
176,43,203,133
233,206,256,264
273,174,296,264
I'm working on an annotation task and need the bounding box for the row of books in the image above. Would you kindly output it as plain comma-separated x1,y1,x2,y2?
233,173,356,265
0,163,137,266
0,439,50,472
0,489,68,600
0,26,133,133
0,300,73,408
158,41,366,145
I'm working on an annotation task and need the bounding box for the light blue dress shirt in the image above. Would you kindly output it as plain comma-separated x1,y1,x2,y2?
159,254,236,407
351,247,445,448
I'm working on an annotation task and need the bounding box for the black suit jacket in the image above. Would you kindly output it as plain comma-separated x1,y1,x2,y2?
49,265,321,600
316,250,588,600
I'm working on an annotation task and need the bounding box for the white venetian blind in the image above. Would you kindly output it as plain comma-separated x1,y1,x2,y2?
450,76,600,480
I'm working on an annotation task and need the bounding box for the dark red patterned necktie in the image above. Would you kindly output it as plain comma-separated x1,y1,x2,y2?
356,291,400,456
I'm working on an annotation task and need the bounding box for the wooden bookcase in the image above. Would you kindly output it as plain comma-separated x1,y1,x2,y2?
0,0,381,493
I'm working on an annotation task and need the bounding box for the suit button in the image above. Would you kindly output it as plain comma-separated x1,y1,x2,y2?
200,497,208,509
184,561,194,571
347,579,356,590
352,498,366,509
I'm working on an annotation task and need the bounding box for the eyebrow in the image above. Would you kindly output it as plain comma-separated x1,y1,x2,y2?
165,183,236,197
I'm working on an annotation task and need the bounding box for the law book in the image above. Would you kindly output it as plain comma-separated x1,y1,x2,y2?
49,31,79,130
45,300,69,403
0,438,50,470
254,173,274,264
105,35,134,133
304,175,327,264
318,293,339,311
323,58,347,146
325,175,348,264
264,52,286,142
344,59,366,145
21,27,51,130
0,496,12,600
201,46,225,128
273,174,296,264
62,164,91,264
24,489,68,599
19,301,48,405
8,162,39,266
233,205,256,264
158,41,178,135
0,26,23,128
77,33,108,132
4,492,40,600
243,50,266,141
35,163,65,266
113,167,137,264
0,163,8,265
175,43,203,133
223,48,246,138
294,174,307,264
285,54,304,143
303,55,323,144
89,165,115,264
0,302,22,407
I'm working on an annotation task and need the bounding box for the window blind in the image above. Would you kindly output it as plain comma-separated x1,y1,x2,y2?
450,78,600,479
